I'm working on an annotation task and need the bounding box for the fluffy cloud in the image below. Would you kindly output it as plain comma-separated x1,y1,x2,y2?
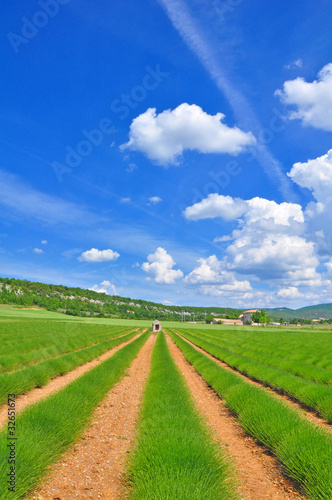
184,193,320,287
141,247,183,284
184,194,248,221
33,248,43,254
78,248,120,263
89,280,117,295
277,287,301,299
288,149,332,203
227,234,318,281
121,103,255,165
148,196,163,205
185,255,251,296
184,194,304,227
276,63,332,131
289,149,332,253
41,240,47,245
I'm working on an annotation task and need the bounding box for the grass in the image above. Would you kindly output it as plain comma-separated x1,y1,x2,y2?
126,331,238,500
0,326,132,372
181,328,332,382
177,329,332,422
0,329,139,407
168,330,332,500
0,331,150,499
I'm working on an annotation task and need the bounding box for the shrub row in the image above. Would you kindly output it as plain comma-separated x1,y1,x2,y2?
0,326,132,373
0,330,138,407
0,331,150,499
183,328,332,384
178,329,332,422
168,330,332,500
127,331,238,499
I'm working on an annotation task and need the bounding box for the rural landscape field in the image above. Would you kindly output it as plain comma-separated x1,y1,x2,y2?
2,1,332,498
0,306,331,499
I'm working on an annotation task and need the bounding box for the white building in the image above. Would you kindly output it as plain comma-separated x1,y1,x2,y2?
152,320,161,333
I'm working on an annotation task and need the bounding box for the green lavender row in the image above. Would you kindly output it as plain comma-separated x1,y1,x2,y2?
168,330,332,500
127,331,238,500
181,328,332,384
0,331,150,499
178,329,332,422
0,326,131,373
0,329,138,407
0,321,128,355
187,327,332,371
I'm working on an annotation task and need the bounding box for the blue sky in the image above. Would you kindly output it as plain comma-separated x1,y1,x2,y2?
1,0,332,309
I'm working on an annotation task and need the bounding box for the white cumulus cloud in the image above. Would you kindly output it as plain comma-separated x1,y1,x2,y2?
288,149,332,203
276,63,332,131
121,103,255,165
141,247,184,284
33,248,44,254
277,287,301,299
184,194,248,221
89,280,117,295
184,193,319,287
184,194,304,226
185,255,252,295
78,248,120,263
289,148,332,253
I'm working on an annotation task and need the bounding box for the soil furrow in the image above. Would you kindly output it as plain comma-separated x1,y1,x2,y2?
174,330,332,433
0,332,142,430
166,333,304,500
29,333,155,500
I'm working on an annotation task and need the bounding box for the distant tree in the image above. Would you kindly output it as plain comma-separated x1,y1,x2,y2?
205,314,214,324
252,310,269,324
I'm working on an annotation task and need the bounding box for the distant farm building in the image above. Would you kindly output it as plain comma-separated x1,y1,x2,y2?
152,320,161,332
242,309,261,325
213,318,243,326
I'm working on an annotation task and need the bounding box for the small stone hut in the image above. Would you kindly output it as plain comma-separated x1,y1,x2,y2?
152,320,161,333
242,309,260,325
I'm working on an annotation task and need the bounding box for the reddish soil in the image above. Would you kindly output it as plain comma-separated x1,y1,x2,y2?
29,333,155,500
166,333,305,500
174,331,332,434
0,332,141,430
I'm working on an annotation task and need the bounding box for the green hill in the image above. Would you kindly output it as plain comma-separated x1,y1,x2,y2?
1,276,331,323
0,276,242,322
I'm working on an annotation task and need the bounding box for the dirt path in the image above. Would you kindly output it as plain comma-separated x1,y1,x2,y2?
0,332,141,430
29,333,155,500
166,334,304,500
174,331,332,434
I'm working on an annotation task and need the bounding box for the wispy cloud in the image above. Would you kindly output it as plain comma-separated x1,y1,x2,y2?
158,0,296,199
0,169,98,226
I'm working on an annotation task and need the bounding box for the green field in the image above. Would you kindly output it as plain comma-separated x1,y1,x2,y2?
0,308,331,499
